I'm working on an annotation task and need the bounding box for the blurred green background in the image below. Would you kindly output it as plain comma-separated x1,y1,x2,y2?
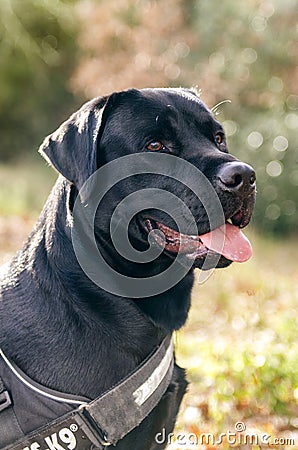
0,0,297,234
0,0,298,448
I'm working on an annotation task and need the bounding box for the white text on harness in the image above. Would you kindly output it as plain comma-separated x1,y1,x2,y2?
22,427,77,450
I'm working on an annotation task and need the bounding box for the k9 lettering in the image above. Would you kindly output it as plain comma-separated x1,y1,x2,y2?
23,427,77,450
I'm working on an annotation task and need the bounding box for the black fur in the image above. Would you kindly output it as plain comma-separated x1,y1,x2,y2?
0,88,255,449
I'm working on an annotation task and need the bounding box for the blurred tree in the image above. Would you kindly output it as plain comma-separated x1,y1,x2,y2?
70,0,194,97
187,0,298,234
0,0,79,161
72,0,298,234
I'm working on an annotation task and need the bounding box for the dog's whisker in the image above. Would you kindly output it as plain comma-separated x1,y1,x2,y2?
211,99,232,115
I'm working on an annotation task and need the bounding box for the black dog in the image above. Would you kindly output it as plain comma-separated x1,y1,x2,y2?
0,88,255,449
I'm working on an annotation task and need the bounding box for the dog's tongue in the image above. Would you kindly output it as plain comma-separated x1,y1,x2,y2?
199,223,252,262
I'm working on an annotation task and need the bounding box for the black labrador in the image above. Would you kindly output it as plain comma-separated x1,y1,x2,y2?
0,88,255,449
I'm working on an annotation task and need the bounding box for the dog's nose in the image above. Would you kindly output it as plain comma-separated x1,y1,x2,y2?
217,162,256,194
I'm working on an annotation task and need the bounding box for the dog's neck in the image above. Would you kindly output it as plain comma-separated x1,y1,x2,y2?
0,177,193,397
44,177,194,332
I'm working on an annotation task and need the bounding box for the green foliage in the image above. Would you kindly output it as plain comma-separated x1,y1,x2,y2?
185,0,298,234
0,0,297,235
0,0,79,161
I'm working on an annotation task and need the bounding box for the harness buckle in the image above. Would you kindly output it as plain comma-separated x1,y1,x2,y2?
78,405,112,447
0,390,12,412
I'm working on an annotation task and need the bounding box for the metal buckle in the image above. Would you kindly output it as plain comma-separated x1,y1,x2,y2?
0,390,12,412
97,434,112,447
77,405,112,447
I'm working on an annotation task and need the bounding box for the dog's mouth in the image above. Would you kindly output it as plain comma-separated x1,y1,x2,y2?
141,210,252,266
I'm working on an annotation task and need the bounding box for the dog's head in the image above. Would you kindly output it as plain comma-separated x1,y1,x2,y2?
40,88,256,277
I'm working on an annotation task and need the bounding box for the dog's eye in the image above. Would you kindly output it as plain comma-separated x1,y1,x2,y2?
146,141,165,151
215,132,226,149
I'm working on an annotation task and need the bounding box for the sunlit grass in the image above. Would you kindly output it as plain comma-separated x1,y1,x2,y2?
0,157,56,217
0,158,56,264
175,233,298,449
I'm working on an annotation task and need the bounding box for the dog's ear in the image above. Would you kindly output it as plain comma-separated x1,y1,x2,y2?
39,96,110,189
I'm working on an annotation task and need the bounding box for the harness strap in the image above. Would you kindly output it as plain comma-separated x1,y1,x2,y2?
0,376,24,447
1,335,174,449
83,334,174,445
3,410,106,450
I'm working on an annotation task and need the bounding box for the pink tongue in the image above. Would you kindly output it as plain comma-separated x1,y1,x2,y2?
199,223,252,262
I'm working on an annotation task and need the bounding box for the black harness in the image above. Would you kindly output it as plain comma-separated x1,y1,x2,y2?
0,336,173,449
